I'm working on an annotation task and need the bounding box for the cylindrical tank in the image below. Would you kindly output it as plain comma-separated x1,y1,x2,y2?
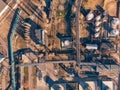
95,15,101,21
111,18,120,29
86,11,94,21
64,40,70,46
94,32,100,38
95,26,101,32
110,29,119,36
95,21,102,26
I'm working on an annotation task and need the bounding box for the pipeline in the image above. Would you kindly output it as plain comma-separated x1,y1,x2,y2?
8,8,21,90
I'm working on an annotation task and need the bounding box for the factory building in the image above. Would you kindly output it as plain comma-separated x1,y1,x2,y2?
35,29,47,45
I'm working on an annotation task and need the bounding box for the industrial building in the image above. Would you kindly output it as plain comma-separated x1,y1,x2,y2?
0,0,119,90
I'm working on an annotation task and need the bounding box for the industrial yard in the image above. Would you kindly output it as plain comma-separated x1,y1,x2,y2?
0,0,120,90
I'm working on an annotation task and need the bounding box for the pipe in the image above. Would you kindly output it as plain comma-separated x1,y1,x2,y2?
8,8,21,90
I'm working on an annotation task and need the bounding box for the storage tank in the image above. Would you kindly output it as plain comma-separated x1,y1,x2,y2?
95,26,101,32
95,15,101,21
86,11,94,21
64,40,70,46
94,32,100,38
110,29,119,36
95,21,102,26
111,18,120,29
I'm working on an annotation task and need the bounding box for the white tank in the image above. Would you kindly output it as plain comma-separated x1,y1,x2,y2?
94,32,100,38
95,15,101,21
86,11,94,21
111,18,120,29
95,26,101,32
95,21,102,26
110,29,119,36
64,40,70,46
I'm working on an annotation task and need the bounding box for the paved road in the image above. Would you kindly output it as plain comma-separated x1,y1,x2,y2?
20,67,24,90
28,66,33,90
2,70,6,90
76,0,83,63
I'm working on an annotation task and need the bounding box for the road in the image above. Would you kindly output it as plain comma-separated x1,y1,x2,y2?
1,70,7,90
15,60,76,67
28,66,33,90
19,67,24,90
76,0,83,63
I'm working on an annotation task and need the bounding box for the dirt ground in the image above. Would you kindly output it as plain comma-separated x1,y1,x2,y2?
103,0,117,16
83,0,104,10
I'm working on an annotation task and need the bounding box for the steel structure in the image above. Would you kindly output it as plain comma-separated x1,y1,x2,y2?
8,8,21,90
